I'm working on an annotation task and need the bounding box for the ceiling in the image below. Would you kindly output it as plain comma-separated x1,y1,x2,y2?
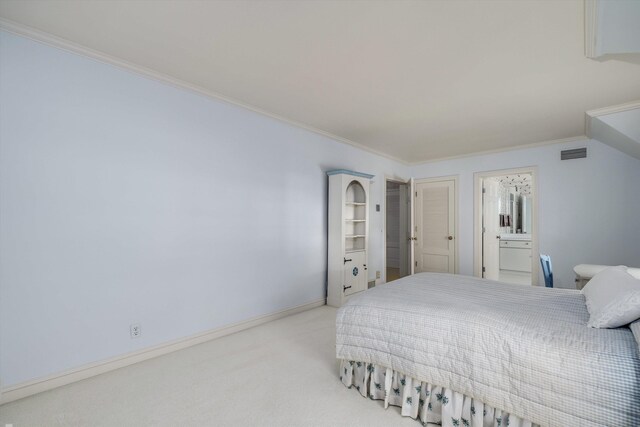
1,0,640,163
496,174,532,197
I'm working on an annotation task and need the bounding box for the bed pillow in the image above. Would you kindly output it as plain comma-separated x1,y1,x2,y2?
582,266,640,328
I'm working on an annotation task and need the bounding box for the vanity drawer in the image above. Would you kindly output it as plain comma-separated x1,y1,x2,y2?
499,240,531,249
500,247,532,272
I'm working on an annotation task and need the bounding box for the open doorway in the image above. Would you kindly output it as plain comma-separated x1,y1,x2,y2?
385,179,411,283
474,168,538,286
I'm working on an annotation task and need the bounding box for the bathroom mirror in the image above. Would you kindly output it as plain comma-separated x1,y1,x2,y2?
497,174,532,235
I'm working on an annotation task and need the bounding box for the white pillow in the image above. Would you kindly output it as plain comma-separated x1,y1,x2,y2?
582,266,640,328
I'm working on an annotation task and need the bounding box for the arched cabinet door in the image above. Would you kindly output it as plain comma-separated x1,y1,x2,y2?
343,251,366,296
327,170,373,307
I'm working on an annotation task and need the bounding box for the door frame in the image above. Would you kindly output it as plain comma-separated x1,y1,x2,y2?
383,175,411,284
473,167,539,285
414,175,459,274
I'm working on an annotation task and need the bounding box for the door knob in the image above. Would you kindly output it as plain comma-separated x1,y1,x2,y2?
448,236,453,240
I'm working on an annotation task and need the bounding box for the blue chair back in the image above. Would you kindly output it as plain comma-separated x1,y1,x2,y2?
540,254,553,287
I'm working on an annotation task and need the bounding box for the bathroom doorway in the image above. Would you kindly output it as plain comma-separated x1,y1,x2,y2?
474,168,538,286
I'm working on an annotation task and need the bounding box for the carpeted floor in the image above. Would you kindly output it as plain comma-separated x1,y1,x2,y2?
0,306,417,426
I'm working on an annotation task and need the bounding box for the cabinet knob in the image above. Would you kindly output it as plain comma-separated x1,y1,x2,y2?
448,236,453,240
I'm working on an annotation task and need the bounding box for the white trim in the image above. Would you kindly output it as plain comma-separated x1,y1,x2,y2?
585,0,599,58
0,18,407,166
407,136,588,166
585,114,594,138
383,174,410,184
585,101,640,138
0,298,326,405
413,175,460,274
586,100,640,118
473,167,539,286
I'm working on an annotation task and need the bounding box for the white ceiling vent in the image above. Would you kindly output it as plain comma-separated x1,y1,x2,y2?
560,148,587,160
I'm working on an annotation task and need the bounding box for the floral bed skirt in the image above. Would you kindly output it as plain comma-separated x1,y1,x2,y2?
340,359,539,427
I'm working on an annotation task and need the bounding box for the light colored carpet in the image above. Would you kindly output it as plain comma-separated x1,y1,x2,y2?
0,306,417,426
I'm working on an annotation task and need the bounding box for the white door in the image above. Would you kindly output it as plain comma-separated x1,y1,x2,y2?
398,182,411,277
415,179,456,273
409,178,415,275
482,178,501,280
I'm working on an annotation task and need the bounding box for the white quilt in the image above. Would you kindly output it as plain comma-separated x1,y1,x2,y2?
336,273,640,426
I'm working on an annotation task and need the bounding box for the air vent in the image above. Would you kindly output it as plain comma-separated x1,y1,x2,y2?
561,148,587,160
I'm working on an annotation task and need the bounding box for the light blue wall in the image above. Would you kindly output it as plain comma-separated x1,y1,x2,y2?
409,139,640,288
3,28,639,390
0,31,408,387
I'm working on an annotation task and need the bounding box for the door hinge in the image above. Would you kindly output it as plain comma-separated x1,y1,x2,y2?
415,191,418,197
415,261,418,267
482,267,486,273
482,187,486,194
482,226,486,233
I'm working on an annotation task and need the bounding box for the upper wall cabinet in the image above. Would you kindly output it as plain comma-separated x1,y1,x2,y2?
585,0,640,58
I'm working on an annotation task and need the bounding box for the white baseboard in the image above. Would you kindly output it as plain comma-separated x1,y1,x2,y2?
0,298,326,405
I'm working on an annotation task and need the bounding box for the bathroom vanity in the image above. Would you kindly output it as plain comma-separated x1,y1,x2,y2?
499,234,532,273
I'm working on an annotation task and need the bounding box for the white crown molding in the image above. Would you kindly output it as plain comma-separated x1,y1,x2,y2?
0,18,408,166
584,0,599,58
585,100,640,118
407,136,589,166
0,19,606,168
0,297,326,405
585,101,640,138
585,114,594,138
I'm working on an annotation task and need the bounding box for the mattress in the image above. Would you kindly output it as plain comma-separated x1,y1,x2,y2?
336,272,640,426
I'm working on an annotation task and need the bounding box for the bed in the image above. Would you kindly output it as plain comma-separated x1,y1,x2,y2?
336,272,640,427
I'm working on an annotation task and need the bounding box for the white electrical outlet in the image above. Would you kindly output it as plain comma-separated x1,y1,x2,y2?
376,270,381,279
130,323,141,338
